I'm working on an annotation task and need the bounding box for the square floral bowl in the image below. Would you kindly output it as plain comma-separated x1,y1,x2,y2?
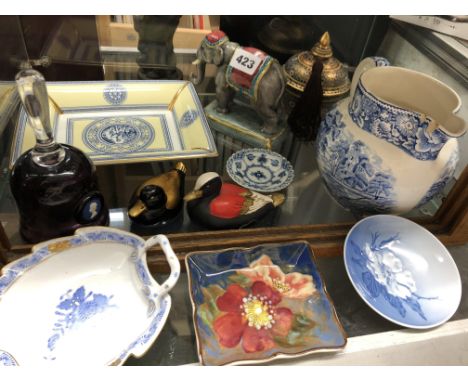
186,242,347,366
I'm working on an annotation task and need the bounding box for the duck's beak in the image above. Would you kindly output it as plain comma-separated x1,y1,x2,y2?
128,200,147,218
184,189,203,202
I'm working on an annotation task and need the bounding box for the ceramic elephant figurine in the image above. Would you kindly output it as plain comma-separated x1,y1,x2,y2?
191,31,286,135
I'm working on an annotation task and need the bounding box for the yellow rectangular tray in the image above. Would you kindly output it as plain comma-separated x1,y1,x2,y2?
10,80,217,167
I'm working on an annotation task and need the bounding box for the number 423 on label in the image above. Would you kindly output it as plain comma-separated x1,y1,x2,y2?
229,48,262,75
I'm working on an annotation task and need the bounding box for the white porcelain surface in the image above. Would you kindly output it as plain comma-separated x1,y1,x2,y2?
344,215,461,329
0,227,180,366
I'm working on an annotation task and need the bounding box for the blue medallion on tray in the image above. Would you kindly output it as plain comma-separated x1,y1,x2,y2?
83,117,155,154
103,83,127,105
226,149,294,193
317,109,396,213
179,109,198,128
349,82,448,161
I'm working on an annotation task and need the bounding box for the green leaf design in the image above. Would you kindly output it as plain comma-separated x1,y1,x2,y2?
198,302,217,328
227,273,252,288
198,284,225,328
273,314,317,347
202,284,225,311
274,330,303,348
292,313,316,333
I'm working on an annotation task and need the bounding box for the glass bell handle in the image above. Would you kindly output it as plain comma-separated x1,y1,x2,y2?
15,69,65,166
15,69,54,147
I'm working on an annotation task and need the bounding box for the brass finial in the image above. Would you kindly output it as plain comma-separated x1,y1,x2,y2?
311,31,333,59
320,31,330,47
175,162,187,174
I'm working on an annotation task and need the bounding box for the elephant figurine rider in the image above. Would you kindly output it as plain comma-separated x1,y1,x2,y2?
191,30,286,135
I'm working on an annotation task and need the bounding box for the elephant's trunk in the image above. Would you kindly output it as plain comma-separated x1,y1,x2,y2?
190,58,206,85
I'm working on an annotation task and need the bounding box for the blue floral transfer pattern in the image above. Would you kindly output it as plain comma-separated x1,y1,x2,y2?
226,148,294,193
45,286,115,360
0,351,18,366
417,147,458,207
83,117,155,154
115,298,169,364
0,238,85,295
317,109,396,213
0,228,173,365
349,82,448,161
372,56,390,67
349,232,437,321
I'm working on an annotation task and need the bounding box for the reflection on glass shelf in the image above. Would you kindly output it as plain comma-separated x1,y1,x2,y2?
0,55,453,248
0,132,448,247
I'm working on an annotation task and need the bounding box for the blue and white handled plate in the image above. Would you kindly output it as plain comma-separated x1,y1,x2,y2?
344,215,461,329
226,148,294,193
0,227,180,366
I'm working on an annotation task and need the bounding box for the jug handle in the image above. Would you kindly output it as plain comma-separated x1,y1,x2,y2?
144,234,180,299
350,57,390,100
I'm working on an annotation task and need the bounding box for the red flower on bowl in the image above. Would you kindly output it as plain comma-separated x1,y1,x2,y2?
213,280,293,353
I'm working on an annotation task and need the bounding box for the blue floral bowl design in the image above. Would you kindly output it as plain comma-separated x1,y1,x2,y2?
226,149,294,193
0,227,180,366
344,215,461,329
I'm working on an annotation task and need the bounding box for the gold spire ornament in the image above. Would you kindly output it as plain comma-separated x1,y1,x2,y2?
311,32,333,58
283,31,350,99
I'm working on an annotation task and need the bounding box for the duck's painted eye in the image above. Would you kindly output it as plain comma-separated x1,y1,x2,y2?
203,177,222,194
140,185,166,208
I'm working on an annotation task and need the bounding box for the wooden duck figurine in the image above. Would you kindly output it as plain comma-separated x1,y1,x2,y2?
128,162,186,226
184,172,285,229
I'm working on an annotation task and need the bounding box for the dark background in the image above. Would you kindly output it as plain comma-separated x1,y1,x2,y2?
0,15,389,81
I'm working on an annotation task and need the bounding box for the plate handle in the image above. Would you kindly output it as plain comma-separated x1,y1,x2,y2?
144,235,180,297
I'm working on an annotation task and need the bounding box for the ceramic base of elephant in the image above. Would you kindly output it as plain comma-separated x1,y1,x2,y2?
316,100,459,215
205,99,291,152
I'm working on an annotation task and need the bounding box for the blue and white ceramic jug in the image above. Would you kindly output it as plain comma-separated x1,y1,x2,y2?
316,57,466,214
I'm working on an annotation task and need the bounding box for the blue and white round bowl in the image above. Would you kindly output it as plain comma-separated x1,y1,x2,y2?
344,215,461,329
226,149,294,193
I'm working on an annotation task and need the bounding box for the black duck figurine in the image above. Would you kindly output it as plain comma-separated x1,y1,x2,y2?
184,172,285,229
128,162,186,226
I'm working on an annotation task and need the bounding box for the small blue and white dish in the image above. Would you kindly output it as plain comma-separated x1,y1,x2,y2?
226,148,294,193
344,215,461,329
